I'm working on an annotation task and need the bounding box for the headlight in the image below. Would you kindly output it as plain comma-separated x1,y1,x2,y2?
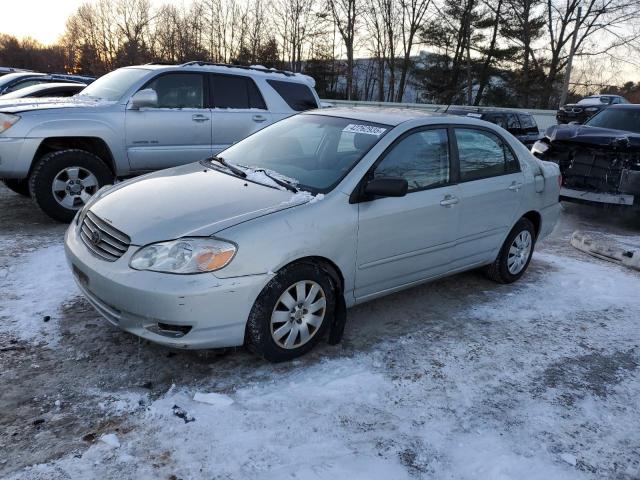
585,107,599,112
531,140,549,156
0,113,20,134
130,238,236,274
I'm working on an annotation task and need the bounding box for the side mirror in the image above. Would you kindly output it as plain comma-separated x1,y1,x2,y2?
129,89,157,110
364,177,408,198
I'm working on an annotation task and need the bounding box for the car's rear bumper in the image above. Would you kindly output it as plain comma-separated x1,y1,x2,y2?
64,222,271,349
539,202,561,241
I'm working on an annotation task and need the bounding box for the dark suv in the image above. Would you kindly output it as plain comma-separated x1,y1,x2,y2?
556,95,629,125
441,107,542,147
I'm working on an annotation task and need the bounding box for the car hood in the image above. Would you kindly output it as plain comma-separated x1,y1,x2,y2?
545,124,640,150
0,96,115,113
90,162,312,245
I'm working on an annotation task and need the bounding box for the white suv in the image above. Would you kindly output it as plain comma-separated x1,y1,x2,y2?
0,62,320,221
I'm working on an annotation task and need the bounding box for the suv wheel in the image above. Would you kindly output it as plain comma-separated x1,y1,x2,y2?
246,263,336,362
29,149,113,222
2,179,30,197
484,218,536,284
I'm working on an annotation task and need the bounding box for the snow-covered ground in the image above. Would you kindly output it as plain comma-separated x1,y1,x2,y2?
1,185,639,479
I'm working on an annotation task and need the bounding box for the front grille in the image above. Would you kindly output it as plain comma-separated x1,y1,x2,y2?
80,211,131,262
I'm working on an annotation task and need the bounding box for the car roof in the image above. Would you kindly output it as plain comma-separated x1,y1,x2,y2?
445,106,527,113
305,107,454,126
10,82,84,93
124,63,315,86
0,72,46,81
445,107,532,116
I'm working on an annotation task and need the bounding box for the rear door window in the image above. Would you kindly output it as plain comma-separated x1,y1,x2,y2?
267,79,318,111
518,114,538,134
484,113,508,129
210,74,267,109
505,113,519,130
455,128,519,181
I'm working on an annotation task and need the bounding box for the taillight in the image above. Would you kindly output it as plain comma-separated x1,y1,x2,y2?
558,174,563,187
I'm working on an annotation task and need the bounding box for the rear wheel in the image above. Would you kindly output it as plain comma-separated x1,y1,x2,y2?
29,149,113,222
246,263,335,362
2,179,30,197
484,218,536,284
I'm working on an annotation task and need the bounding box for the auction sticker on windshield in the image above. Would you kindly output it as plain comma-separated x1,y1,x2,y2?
343,124,387,136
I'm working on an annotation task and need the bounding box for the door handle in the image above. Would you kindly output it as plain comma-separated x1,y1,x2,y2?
439,195,459,207
508,182,523,191
192,114,210,122
252,115,267,122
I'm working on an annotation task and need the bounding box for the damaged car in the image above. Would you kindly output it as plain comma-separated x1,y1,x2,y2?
532,104,640,207
65,108,560,361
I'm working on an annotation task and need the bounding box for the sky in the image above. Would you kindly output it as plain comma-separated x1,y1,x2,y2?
1,0,636,85
0,0,88,44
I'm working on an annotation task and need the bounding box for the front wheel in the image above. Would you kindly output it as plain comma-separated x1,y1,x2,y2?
246,263,336,362
29,149,113,222
484,218,536,284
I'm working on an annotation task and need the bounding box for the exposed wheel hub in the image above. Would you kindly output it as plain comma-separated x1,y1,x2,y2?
67,179,84,195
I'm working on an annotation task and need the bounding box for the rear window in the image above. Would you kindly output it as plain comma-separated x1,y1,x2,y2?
267,79,318,111
210,74,266,110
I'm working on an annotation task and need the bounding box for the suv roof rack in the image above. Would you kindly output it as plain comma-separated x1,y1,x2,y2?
180,61,296,77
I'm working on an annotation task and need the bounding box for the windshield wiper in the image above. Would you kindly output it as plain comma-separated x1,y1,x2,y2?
208,156,247,178
254,168,298,193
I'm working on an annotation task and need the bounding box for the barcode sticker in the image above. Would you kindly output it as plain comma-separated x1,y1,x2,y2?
343,124,387,136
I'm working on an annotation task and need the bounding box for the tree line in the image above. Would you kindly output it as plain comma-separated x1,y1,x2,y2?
1,0,639,108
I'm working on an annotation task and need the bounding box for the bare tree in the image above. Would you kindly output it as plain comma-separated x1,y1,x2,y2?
541,0,640,108
364,0,389,101
327,0,359,99
273,0,319,71
396,0,432,101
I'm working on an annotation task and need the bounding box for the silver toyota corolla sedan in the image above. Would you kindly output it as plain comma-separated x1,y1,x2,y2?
64,108,561,361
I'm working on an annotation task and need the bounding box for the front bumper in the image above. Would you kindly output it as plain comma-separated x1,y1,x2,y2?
560,187,635,206
0,137,41,178
64,223,271,349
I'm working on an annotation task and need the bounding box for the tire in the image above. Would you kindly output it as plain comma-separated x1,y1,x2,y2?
484,218,536,284
28,149,113,223
2,179,30,197
246,262,336,362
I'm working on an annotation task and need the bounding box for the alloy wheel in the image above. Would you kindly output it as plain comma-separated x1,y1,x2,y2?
51,166,99,210
507,230,532,275
271,280,327,349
